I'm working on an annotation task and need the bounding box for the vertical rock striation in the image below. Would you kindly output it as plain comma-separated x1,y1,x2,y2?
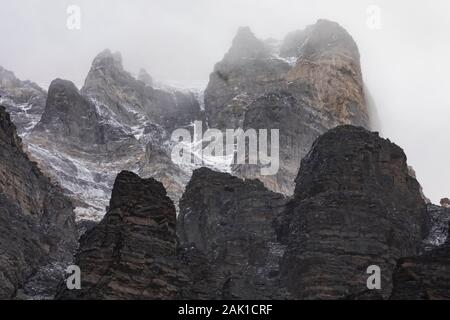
205,20,372,195
178,168,289,299
57,171,187,299
278,125,429,299
0,106,78,299
391,223,450,300
0,66,46,134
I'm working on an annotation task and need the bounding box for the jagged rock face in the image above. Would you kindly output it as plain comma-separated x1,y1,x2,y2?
205,19,371,195
82,49,202,132
441,198,450,208
391,224,450,300
278,125,429,299
58,171,187,299
0,106,78,299
53,126,442,300
137,68,153,87
205,27,290,129
18,50,204,220
232,90,328,193
424,204,450,250
0,66,46,134
34,79,137,153
1,20,372,220
26,78,143,218
178,168,289,299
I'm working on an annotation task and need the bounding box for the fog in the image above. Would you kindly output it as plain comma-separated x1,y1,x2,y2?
1,0,449,203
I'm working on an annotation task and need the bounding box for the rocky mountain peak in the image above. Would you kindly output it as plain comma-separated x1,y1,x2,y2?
0,66,47,134
90,49,124,72
224,26,270,61
301,19,360,60
57,170,181,299
0,106,78,299
280,19,359,60
137,68,153,86
279,125,429,299
34,78,102,144
81,49,133,100
205,19,371,196
109,170,175,216
0,65,21,88
46,78,80,102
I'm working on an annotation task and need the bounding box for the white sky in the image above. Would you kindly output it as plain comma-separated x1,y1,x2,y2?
1,0,449,203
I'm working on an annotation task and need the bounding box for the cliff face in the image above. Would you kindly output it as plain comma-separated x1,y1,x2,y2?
34,79,138,153
57,171,187,299
81,49,202,132
1,20,375,221
0,106,78,299
22,50,203,220
424,204,450,250
0,66,46,134
391,223,450,300
56,125,446,300
205,20,372,195
278,125,429,299
59,168,289,300
178,168,289,299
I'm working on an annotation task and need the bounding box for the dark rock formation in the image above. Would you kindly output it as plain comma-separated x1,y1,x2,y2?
57,171,188,299
55,125,440,300
424,204,450,250
391,223,450,300
2,20,374,220
205,20,372,195
0,66,46,134
34,79,137,154
22,50,204,219
82,49,202,132
278,125,429,299
440,198,450,208
0,106,78,299
137,68,153,87
178,168,289,299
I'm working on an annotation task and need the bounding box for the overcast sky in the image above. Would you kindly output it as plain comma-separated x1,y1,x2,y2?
1,0,449,203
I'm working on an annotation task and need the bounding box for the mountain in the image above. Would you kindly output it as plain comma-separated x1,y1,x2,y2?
0,106,78,299
21,50,203,220
57,171,187,299
56,125,447,300
205,20,372,194
0,66,46,134
177,167,290,299
0,20,376,222
277,125,428,299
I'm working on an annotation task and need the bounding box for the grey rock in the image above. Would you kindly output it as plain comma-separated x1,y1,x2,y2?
178,168,290,299
391,222,450,300
277,125,429,299
0,106,78,299
205,19,372,195
57,171,189,299
0,66,46,134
